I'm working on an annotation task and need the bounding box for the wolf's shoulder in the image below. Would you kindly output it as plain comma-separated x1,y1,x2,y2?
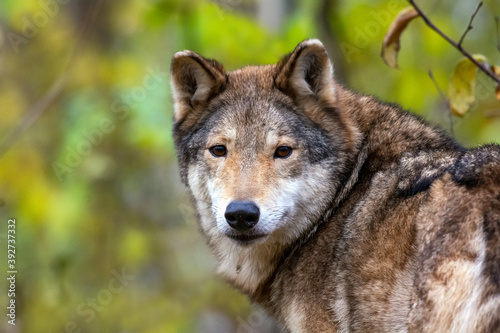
409,145,500,332
450,144,500,188
396,144,500,196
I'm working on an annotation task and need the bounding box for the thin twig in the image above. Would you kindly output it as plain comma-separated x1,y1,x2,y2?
409,0,500,84
428,70,447,101
0,76,67,157
496,16,500,52
457,2,483,47
0,0,105,158
428,70,454,137
484,109,500,118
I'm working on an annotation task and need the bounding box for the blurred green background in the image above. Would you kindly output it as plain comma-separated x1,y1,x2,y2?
0,0,499,332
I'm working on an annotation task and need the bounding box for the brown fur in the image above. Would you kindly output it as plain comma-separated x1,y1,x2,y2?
171,40,500,332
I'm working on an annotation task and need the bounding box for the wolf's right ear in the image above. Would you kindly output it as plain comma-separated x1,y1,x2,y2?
275,39,336,107
170,51,226,123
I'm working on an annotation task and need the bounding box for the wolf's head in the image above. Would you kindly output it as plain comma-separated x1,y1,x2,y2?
171,40,359,257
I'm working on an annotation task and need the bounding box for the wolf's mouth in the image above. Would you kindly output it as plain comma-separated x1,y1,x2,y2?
226,233,267,245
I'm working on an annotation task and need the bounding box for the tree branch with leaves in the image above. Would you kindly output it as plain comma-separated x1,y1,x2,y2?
381,1,500,117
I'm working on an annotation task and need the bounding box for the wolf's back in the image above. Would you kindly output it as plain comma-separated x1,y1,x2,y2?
409,145,500,332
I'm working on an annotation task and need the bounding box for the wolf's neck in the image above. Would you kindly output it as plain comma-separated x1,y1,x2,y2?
213,231,289,295
336,85,461,172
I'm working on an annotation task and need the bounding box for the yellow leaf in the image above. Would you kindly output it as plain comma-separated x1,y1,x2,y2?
448,55,488,117
492,66,500,101
381,7,420,69
492,65,500,76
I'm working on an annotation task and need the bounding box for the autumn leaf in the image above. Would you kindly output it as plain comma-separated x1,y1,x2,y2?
492,65,500,101
381,7,420,69
448,55,488,117
492,65,500,76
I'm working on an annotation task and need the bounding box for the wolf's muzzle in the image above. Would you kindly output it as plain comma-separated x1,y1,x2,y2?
224,201,260,232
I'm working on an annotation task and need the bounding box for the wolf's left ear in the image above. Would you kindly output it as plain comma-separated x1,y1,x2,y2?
171,50,226,123
275,39,336,106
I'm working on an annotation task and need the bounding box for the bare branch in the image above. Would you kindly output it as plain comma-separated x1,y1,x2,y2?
0,76,67,157
408,0,500,84
457,2,483,48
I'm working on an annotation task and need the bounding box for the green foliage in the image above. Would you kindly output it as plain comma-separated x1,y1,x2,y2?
0,0,499,332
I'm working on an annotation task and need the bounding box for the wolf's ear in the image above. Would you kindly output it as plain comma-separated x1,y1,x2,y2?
171,51,226,123
275,39,336,106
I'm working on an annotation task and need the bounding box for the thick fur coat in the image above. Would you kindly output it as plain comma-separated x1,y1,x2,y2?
170,39,500,332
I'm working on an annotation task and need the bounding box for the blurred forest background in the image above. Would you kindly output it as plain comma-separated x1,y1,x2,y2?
0,0,500,332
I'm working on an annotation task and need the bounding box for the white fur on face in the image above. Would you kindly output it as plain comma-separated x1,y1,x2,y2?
209,174,297,238
188,159,334,292
207,166,331,243
223,171,331,293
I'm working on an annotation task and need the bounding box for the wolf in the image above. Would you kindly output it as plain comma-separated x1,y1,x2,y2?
170,39,500,332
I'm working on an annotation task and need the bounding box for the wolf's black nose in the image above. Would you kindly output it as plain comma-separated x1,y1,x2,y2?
225,201,260,231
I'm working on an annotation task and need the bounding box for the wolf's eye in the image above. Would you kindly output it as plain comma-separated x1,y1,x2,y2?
209,145,227,157
274,146,293,159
